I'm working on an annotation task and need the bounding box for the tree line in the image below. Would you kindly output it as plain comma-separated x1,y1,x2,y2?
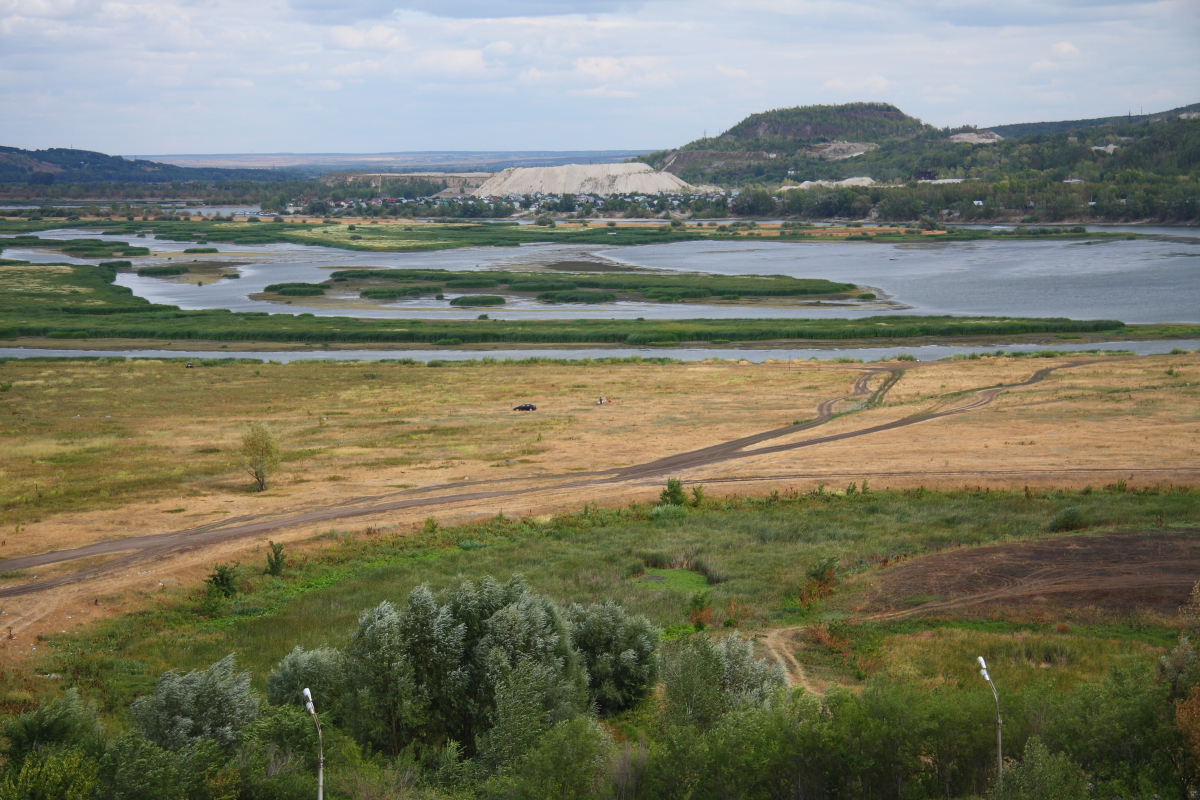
3,572,1198,799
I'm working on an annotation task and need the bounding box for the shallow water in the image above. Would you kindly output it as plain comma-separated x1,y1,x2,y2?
2,339,1195,364
4,228,1198,324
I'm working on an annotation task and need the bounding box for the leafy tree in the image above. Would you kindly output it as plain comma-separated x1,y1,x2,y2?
130,654,260,752
326,577,587,760
730,190,778,217
341,600,422,759
566,601,659,715
236,422,281,492
989,736,1088,800
236,705,320,796
97,732,185,800
659,477,686,506
0,747,98,800
1043,664,1183,795
0,689,103,772
660,634,784,730
204,562,239,598
498,716,614,799
266,645,346,709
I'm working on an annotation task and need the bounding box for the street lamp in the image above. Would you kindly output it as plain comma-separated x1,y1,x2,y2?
303,688,324,800
977,656,1002,787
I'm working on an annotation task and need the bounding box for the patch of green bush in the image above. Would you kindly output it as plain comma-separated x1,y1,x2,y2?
537,291,617,304
449,295,506,306
136,266,189,277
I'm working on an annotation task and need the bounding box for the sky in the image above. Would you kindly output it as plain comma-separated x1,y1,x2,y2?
1,0,1197,155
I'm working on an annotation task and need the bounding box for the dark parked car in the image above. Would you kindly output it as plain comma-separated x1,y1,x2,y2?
513,403,537,411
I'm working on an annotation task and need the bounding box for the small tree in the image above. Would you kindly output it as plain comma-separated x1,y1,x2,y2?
236,422,281,492
988,736,1088,800
204,563,239,598
264,541,285,577
660,478,686,506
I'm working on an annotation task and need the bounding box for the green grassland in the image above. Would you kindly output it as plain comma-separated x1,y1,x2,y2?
28,485,1195,711
0,215,1137,252
328,267,857,304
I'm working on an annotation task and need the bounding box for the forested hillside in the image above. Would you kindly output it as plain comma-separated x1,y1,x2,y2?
639,103,1200,188
990,102,1200,138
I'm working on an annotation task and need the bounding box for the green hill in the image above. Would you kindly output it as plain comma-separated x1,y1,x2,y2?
638,101,1200,192
718,102,933,144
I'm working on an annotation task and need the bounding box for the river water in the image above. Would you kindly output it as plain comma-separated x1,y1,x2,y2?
2,340,1195,364
3,227,1198,324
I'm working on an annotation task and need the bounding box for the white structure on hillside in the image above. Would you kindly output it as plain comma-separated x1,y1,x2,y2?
472,163,695,197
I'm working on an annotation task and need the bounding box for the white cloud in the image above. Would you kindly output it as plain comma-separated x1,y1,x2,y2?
823,75,890,93
0,0,1195,152
329,24,408,51
569,84,636,97
299,78,343,90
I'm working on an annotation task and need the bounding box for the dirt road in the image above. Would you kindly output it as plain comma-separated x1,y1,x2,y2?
0,362,1085,598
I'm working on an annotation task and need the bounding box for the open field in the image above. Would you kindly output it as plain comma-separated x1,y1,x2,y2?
0,350,1197,648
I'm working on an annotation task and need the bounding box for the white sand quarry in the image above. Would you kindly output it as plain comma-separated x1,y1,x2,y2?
472,163,695,197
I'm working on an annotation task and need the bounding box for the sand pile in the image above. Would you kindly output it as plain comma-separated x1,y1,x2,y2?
949,131,1003,144
781,176,875,191
472,163,695,197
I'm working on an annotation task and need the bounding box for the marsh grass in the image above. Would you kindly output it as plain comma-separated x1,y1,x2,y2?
33,486,1197,712
0,259,1130,345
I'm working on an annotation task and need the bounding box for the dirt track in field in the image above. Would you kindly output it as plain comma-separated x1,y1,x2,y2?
0,362,1090,599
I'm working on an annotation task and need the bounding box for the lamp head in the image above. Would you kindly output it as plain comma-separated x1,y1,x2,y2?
977,656,987,669
302,687,315,714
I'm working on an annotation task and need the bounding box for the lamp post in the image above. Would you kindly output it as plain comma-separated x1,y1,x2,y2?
303,688,324,800
977,656,1002,787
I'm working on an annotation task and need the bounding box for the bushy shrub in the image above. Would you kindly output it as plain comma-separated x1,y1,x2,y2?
1047,506,1088,531
448,295,505,306
536,291,616,304
136,266,189,277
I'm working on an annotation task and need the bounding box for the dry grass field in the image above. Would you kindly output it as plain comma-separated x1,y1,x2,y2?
0,351,1196,648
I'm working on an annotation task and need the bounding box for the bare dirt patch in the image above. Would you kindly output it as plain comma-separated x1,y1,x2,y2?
848,528,1200,622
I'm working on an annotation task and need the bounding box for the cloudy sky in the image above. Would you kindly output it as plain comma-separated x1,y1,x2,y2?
1,0,1197,155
